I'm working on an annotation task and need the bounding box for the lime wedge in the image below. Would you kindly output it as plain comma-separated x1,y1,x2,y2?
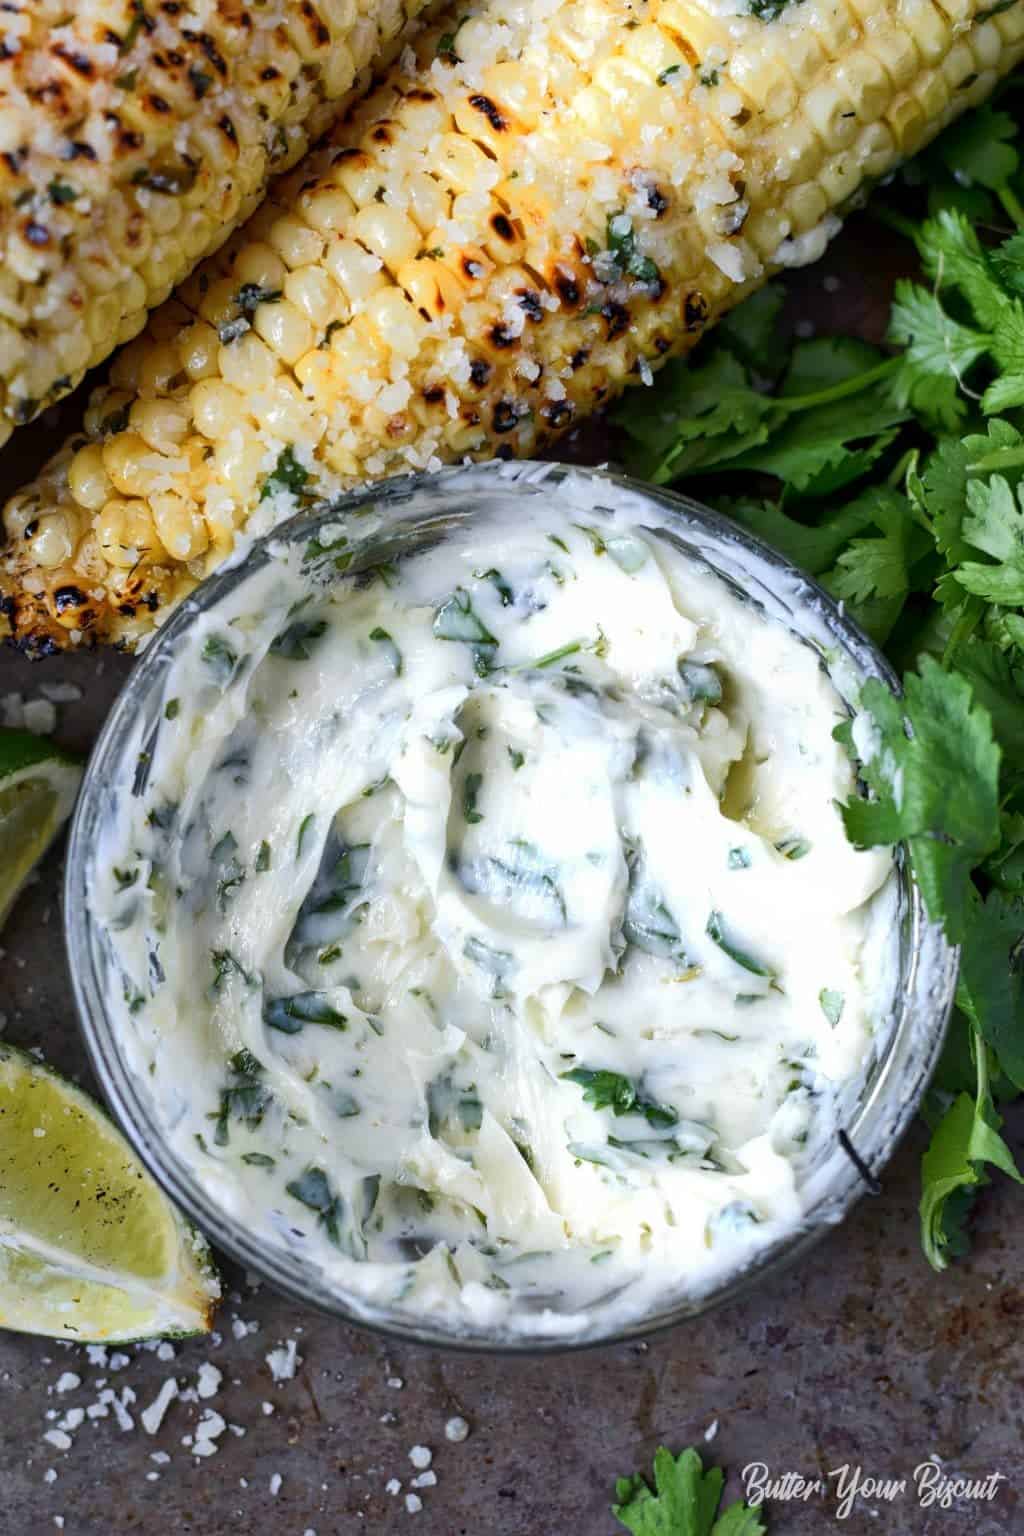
0,728,83,931
0,1043,219,1341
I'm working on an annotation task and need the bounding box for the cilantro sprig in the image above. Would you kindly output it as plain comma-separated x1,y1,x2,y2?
615,86,1024,1270
613,1446,767,1536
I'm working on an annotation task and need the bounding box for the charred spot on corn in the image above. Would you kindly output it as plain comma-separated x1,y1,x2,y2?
683,292,710,332
490,212,517,244
468,94,508,132
131,161,197,195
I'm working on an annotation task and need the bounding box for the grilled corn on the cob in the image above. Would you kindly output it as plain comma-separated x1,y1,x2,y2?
0,0,438,443
3,0,1021,653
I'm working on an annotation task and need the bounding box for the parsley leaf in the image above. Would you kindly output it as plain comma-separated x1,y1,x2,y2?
612,1447,767,1536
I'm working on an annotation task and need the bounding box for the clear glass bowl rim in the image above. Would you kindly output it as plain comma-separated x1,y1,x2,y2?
64,461,958,1354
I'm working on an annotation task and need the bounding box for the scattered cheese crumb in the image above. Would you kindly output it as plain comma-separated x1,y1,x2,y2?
411,1471,437,1489
445,1416,470,1443
196,1363,222,1400
54,1373,80,1395
43,1430,72,1451
405,1494,423,1514
265,1339,301,1382
109,1388,136,1433
408,1445,432,1470
269,1473,283,1496
386,1479,402,1496
387,1376,404,1390
43,1469,58,1484
261,1401,275,1417
141,1379,178,1436
704,1419,719,1443
192,1409,227,1458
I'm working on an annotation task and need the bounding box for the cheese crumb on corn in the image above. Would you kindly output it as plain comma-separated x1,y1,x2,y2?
2,0,1022,652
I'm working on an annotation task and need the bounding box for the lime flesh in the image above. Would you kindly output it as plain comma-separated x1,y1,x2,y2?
0,1044,219,1341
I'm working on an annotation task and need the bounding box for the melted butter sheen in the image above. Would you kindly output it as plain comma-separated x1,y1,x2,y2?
96,495,895,1336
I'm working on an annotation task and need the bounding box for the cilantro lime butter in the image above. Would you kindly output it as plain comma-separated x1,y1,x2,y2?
92,478,897,1337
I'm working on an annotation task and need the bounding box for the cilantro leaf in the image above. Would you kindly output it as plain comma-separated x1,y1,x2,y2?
985,300,1024,414
887,280,990,430
991,231,1024,299
715,282,786,376
841,658,1001,943
923,421,1024,565
949,638,1024,760
780,336,886,396
920,1068,1022,1272
723,393,905,493
719,496,877,575
561,1067,677,1129
914,208,1009,332
612,1447,767,1536
618,351,774,482
958,885,1024,1090
261,445,310,501
829,529,908,604
935,103,1019,193
956,473,1024,604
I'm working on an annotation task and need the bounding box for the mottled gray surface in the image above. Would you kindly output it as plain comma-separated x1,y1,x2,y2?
2,220,1023,1536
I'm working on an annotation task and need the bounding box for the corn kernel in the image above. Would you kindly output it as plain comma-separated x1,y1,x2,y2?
151,491,209,562
28,513,76,570
68,442,113,512
218,331,279,392
96,499,163,568
103,433,160,497
270,214,325,271
130,399,191,451
352,204,422,271
253,298,316,364
190,378,250,440
231,242,288,295
177,320,222,381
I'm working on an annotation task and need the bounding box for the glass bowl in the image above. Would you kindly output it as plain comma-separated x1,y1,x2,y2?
65,461,957,1351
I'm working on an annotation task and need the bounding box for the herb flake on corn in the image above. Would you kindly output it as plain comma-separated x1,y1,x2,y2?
2,0,1023,652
